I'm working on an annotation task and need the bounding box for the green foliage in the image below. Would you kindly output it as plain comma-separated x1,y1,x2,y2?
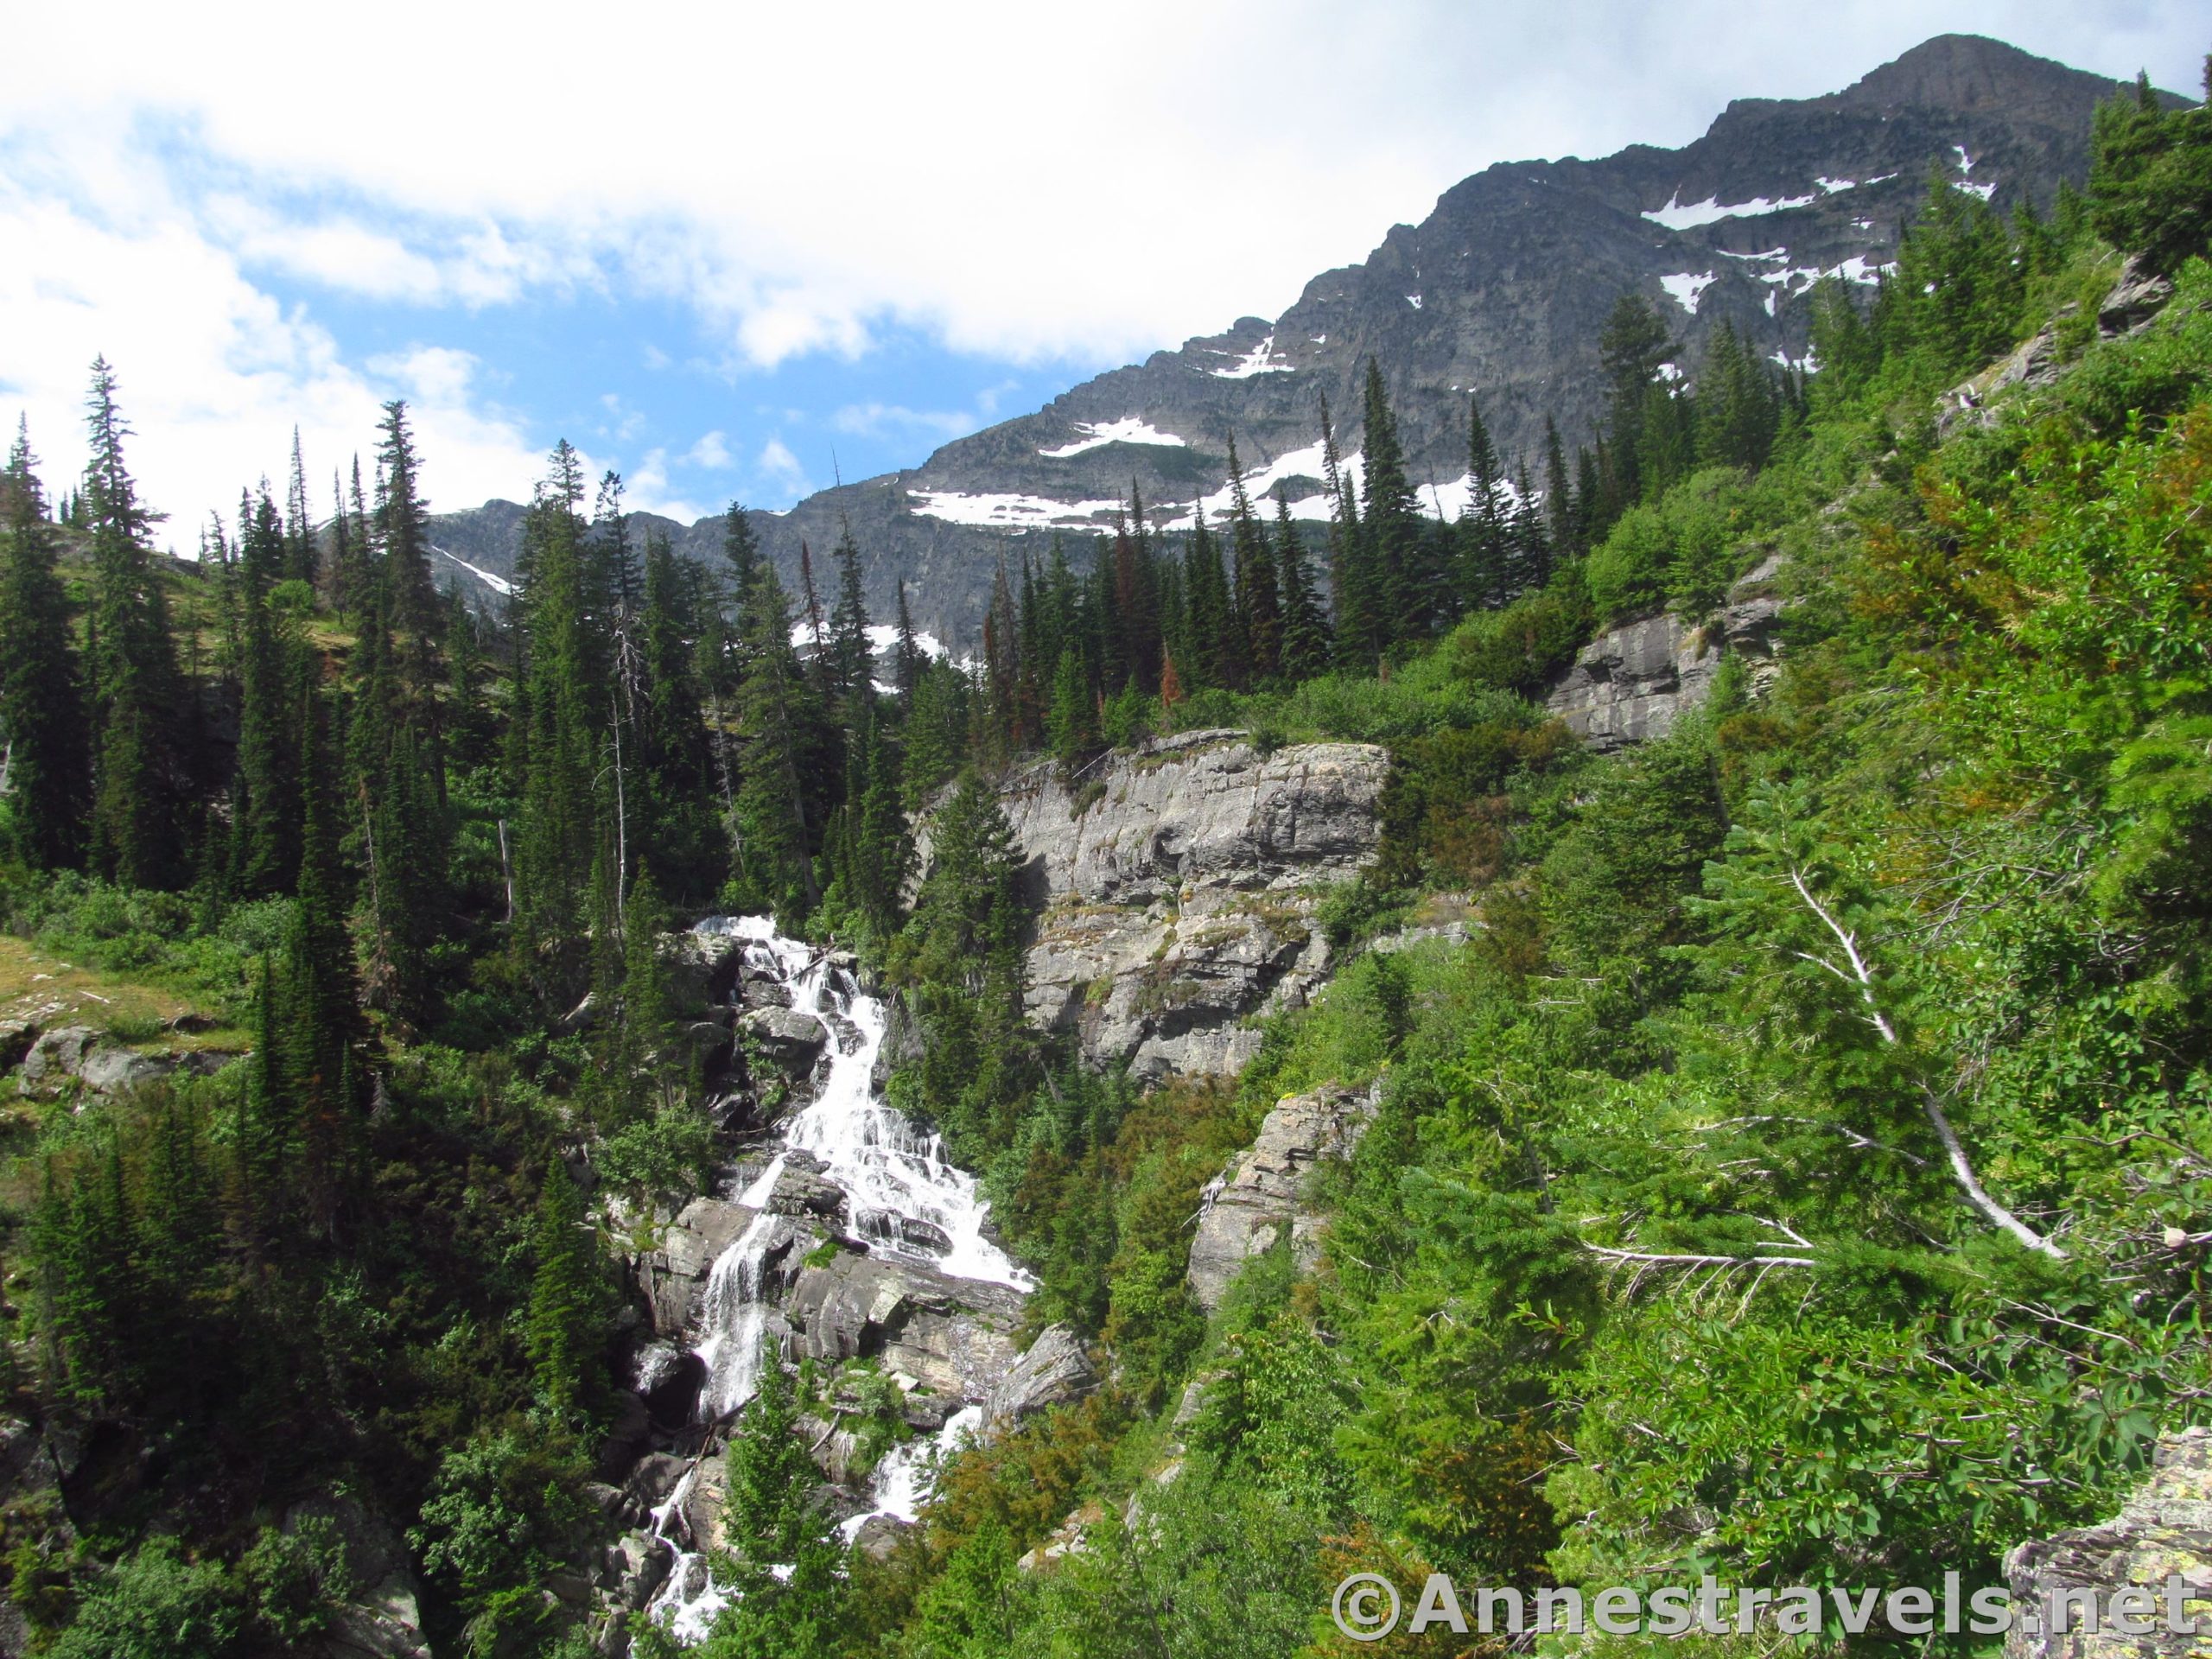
48,1538,240,1659
2089,66,2212,275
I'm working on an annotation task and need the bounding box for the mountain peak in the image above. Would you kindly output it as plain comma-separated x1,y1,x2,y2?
1837,33,2153,118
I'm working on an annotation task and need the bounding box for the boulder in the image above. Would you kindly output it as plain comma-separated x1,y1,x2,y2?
2004,1426,2212,1659
636,1198,756,1336
783,1249,1025,1402
285,1493,429,1659
595,1531,671,1612
740,1006,828,1071
767,1151,847,1223
0,1019,38,1069
983,1325,1097,1429
1187,1084,1381,1312
17,1025,179,1098
851,1514,916,1563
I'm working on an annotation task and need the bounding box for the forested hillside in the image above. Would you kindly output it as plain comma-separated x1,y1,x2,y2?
0,63,2207,1659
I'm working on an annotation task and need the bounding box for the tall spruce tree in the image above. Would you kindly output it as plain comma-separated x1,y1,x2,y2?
732,563,822,923
1456,395,1511,611
1357,359,1422,645
0,419,90,869
1273,488,1332,683
1225,436,1281,680
81,358,184,888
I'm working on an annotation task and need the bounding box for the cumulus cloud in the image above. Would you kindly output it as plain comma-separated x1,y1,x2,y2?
757,437,810,495
2,0,2201,529
687,430,734,469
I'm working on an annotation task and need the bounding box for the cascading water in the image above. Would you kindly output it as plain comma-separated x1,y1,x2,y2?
648,916,1028,1640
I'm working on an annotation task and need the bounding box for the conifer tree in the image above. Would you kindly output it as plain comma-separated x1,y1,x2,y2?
513,444,601,1001
0,418,90,869
1182,508,1236,690
892,578,925,709
376,400,440,656
1225,436,1281,680
289,690,365,1233
732,563,821,923
81,358,185,888
638,531,721,898
1322,394,1378,671
1047,647,1096,775
525,1157,604,1415
1273,488,1332,683
703,1348,849,1656
826,519,871,718
1357,359,1422,644
283,428,316,588
232,490,304,897
1542,416,1577,555
1597,294,1675,521
1456,395,1511,611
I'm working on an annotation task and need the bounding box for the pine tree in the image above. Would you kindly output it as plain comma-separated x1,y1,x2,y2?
283,428,316,588
376,401,440,655
525,1157,605,1415
1456,395,1511,611
1047,647,1096,775
1322,394,1378,671
1358,359,1422,644
82,358,185,888
703,1346,849,1657
513,443,601,1003
1225,437,1281,680
892,579,925,709
732,564,822,924
1597,294,1676,521
826,519,871,718
288,690,365,1234
1273,488,1332,683
638,532,721,899
232,490,304,897
0,418,91,869
1542,416,1577,555
1183,508,1236,690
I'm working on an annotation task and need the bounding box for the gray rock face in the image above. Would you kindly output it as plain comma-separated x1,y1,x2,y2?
426,37,2160,653
17,1026,185,1097
636,1198,755,1337
782,1250,1026,1401
283,1493,430,1659
983,1324,1098,1430
2004,1426,2212,1659
766,1151,847,1223
1187,1084,1382,1312
1543,567,1786,753
961,732,1388,1077
740,1006,829,1071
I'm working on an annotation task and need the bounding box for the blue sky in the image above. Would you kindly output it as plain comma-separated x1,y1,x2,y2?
2,0,2202,549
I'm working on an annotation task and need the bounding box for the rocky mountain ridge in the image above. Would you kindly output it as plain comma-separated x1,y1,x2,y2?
427,35,2176,648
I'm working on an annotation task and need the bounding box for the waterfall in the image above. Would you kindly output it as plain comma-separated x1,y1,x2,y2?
647,916,1027,1639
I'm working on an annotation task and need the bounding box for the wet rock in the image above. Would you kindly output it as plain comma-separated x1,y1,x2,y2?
662,928,747,1008
594,1390,651,1481
783,1250,1024,1402
852,1514,916,1563
621,1452,690,1524
767,1151,847,1222
597,1531,671,1611
984,1325,1097,1429
796,1413,869,1486
740,1006,828,1071
1188,1083,1382,1312
2004,1426,2212,1659
637,1198,755,1337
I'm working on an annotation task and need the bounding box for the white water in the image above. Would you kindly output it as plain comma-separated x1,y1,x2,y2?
648,916,1028,1642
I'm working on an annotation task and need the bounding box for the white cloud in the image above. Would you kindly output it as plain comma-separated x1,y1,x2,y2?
1,0,2201,531
687,429,734,469
757,437,809,495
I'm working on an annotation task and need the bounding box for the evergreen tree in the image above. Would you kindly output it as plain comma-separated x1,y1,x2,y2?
1542,416,1577,555
1225,436,1281,680
893,578,926,709
1273,488,1332,684
699,1349,849,1658
1596,294,1675,521
283,428,316,588
524,1157,604,1415
1357,359,1422,644
1322,394,1379,671
639,531,721,897
732,564,822,923
1182,506,1236,690
2088,63,2212,276
232,490,304,897
288,690,365,1234
827,519,872,718
0,418,90,869
1456,395,1511,611
1048,647,1096,775
81,358,185,888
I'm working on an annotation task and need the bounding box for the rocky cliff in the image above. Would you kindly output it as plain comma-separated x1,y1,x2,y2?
427,35,2174,649
963,730,1389,1078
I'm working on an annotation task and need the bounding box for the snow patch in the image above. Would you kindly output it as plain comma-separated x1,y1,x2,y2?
1644,189,1818,230
1406,293,1423,309
1659,270,1719,314
1038,417,1188,459
433,545,515,597
908,489,1123,534
1210,334,1294,378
